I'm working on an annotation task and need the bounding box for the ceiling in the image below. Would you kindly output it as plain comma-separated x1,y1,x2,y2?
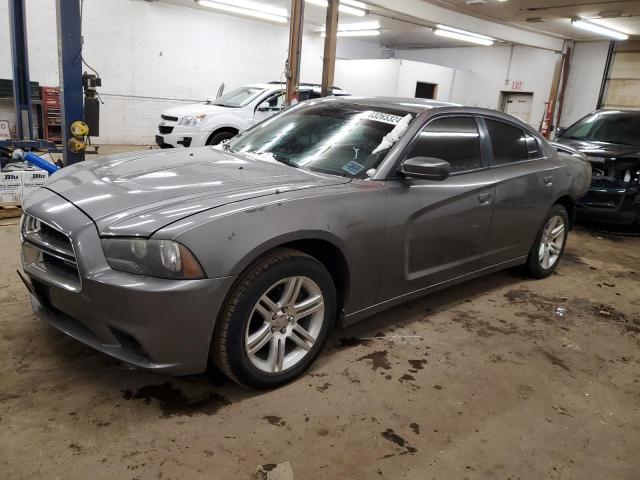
419,0,640,41
160,0,640,49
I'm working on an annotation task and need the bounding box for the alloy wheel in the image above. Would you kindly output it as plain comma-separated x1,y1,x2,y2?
244,276,325,373
539,214,566,269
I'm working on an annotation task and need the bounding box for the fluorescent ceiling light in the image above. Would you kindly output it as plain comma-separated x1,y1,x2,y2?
342,0,366,7
434,29,494,46
571,19,629,40
305,0,366,17
435,24,495,41
197,0,288,22
321,30,380,37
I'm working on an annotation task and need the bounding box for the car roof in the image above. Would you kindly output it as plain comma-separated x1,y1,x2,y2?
307,97,545,137
592,108,640,116
245,83,343,91
327,96,455,113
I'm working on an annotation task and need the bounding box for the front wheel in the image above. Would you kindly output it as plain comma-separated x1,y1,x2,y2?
206,130,236,146
524,204,569,278
211,248,336,389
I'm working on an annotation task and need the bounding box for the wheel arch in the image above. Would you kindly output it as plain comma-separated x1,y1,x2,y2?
554,194,576,228
206,126,239,145
230,232,351,322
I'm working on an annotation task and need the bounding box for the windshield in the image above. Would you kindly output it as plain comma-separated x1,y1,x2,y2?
562,111,640,146
208,87,266,107
227,102,413,178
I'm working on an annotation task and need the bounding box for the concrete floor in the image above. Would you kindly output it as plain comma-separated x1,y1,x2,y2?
1,146,639,479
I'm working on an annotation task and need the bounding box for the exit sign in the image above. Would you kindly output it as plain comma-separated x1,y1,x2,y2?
511,81,524,91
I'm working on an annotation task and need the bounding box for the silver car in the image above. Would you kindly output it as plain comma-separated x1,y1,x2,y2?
19,98,591,389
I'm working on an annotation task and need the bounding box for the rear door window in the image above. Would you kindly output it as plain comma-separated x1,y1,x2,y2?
484,119,530,166
406,116,483,173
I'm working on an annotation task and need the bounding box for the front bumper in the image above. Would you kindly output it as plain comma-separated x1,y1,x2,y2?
156,125,209,148
21,188,236,375
576,185,640,225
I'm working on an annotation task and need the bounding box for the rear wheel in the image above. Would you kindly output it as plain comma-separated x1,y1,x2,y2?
206,130,236,146
524,204,569,278
211,248,336,389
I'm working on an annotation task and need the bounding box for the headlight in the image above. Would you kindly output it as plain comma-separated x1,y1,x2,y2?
178,114,206,127
101,238,205,279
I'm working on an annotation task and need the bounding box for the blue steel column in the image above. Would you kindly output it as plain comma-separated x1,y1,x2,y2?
56,0,84,164
8,0,34,139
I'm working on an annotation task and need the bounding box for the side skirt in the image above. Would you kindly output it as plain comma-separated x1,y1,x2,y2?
341,256,527,327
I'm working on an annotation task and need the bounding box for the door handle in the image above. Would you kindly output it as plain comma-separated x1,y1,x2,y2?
543,175,553,186
478,192,494,205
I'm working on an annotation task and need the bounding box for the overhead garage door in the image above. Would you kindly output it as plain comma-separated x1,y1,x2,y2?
602,41,640,109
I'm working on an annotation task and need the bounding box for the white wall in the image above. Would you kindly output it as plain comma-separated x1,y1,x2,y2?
334,58,473,105
335,60,402,97
559,41,610,127
0,0,381,144
396,45,561,127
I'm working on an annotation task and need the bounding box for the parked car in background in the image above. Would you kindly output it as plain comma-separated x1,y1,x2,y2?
556,109,640,226
22,98,590,389
156,82,349,148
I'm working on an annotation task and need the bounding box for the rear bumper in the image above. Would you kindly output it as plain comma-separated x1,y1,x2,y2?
576,185,640,225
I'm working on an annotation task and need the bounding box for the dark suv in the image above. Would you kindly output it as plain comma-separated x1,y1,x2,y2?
556,109,640,226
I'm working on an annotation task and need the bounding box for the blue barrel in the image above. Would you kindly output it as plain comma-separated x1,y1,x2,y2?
24,151,61,174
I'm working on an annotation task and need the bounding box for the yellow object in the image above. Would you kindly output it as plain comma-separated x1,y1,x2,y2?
70,120,89,138
67,137,86,153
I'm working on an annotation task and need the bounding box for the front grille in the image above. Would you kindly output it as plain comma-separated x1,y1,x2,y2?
161,114,178,122
159,125,174,134
21,214,81,291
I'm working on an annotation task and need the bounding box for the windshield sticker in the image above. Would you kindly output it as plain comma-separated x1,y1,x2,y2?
365,111,406,125
342,161,365,176
371,114,414,155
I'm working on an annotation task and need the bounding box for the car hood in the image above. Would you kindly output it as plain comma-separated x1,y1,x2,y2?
162,103,234,118
45,147,350,237
555,138,640,160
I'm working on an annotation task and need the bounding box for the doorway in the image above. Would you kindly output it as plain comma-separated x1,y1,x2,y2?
500,92,533,123
415,82,438,99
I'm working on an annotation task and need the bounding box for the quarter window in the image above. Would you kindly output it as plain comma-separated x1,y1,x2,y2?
485,119,531,165
406,117,482,173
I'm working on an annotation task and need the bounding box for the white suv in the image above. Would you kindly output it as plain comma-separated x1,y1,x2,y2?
156,82,348,148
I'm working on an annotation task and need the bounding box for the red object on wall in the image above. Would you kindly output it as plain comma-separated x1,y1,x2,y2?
41,87,61,143
540,99,556,138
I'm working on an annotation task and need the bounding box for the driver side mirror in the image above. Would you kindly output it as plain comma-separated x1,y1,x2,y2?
401,157,450,181
555,127,566,138
257,101,280,112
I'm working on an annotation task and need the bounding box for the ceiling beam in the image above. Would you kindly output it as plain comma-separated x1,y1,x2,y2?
370,0,566,51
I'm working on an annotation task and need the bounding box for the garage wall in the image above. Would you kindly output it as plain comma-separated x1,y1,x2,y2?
334,58,473,104
395,44,560,127
601,41,640,111
0,0,382,144
558,41,610,128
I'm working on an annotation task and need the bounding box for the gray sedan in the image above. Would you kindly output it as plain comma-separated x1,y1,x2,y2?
20,98,591,389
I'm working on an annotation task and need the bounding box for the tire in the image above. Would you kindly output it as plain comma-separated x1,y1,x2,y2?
524,204,569,279
211,248,336,389
206,130,236,146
